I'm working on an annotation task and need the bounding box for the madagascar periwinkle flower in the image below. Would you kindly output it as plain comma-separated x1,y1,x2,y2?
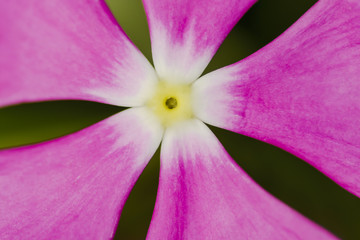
0,0,359,239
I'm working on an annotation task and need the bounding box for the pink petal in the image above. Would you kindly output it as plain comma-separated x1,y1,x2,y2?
193,0,360,197
0,0,157,108
142,0,256,83
147,119,336,239
0,108,163,240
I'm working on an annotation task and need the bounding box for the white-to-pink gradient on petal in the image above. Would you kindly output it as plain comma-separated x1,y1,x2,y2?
142,0,256,83
193,0,360,197
0,0,157,108
0,108,163,240
147,119,337,239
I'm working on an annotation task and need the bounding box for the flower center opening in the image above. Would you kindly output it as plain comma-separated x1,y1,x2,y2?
146,81,193,127
165,97,177,109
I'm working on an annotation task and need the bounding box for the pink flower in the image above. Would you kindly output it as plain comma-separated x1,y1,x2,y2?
0,0,359,239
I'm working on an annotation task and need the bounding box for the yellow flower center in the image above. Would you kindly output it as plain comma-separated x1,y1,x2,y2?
146,81,193,127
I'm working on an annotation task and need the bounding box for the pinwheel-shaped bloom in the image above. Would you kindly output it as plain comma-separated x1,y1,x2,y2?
0,0,359,239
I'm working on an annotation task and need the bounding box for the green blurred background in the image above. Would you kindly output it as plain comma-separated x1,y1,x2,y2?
0,0,359,239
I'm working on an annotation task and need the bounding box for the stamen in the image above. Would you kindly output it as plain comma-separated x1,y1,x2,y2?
165,97,178,109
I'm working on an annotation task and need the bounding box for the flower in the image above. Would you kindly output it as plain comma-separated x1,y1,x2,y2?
0,0,359,239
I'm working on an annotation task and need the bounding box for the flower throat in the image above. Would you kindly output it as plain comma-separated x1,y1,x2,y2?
165,97,177,109
146,81,193,127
